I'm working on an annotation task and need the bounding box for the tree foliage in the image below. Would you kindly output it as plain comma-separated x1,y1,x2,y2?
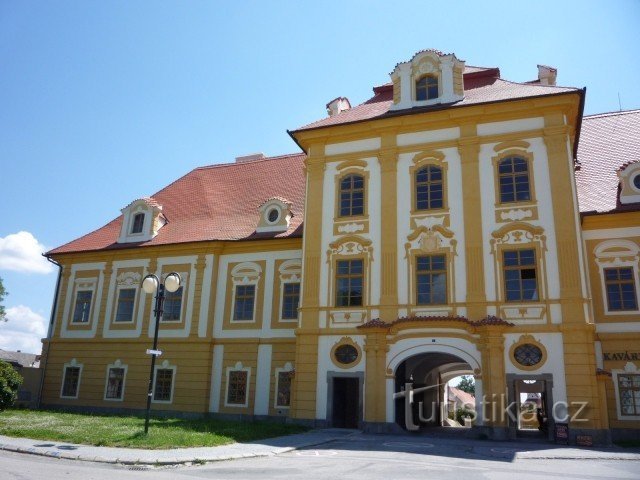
457,375,475,395
0,276,6,322
0,360,23,411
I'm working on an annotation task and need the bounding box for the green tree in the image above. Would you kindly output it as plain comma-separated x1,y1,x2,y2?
0,276,6,322
0,360,23,411
457,375,475,395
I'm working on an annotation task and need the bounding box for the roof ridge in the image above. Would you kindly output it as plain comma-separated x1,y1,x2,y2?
583,109,640,119
194,152,305,171
495,77,578,91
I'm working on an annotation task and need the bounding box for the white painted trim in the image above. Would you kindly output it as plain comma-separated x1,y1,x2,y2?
254,345,272,415
593,239,640,316
612,362,640,421
209,345,224,412
224,362,251,408
103,360,128,402
60,358,83,399
595,322,640,333
61,262,106,339
583,227,640,240
325,137,381,156
151,360,176,404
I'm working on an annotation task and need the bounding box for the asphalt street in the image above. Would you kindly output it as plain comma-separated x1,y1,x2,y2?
1,435,639,480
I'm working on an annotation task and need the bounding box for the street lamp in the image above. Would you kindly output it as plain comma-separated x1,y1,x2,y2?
141,272,181,434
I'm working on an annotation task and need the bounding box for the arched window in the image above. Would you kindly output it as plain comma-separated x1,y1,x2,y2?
498,156,531,203
416,75,438,101
415,165,443,210
339,174,364,217
131,213,145,234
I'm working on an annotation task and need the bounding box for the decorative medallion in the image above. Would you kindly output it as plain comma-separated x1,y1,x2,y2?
513,343,543,367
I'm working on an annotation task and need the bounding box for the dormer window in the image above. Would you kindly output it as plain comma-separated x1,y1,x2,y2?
131,213,145,234
617,161,640,205
117,197,166,244
389,49,465,111
256,197,292,233
416,75,438,101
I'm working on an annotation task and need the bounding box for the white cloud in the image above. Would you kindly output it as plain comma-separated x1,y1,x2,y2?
0,231,54,274
0,305,47,354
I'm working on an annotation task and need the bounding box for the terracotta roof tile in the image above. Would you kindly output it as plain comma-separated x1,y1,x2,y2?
576,109,640,213
293,71,578,132
48,153,306,255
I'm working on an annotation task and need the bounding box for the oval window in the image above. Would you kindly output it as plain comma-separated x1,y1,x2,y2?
334,344,358,365
267,208,280,223
514,344,543,367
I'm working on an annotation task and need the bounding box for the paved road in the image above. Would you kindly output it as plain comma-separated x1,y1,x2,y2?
1,435,639,480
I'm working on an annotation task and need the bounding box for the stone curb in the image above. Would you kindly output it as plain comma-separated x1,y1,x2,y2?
0,436,340,466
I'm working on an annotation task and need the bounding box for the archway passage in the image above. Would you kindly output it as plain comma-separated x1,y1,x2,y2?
395,352,474,430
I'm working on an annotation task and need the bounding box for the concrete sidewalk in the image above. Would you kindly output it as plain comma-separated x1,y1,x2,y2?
1,430,639,465
0,429,351,465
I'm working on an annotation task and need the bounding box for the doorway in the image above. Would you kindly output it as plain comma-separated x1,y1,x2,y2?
506,374,554,440
328,375,362,428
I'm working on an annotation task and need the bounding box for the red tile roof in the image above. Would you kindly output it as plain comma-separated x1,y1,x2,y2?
48,153,306,255
576,109,640,213
293,67,578,132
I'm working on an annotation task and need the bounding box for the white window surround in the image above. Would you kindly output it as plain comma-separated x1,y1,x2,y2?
112,272,142,324
70,278,97,324
60,358,83,399
273,362,294,409
612,362,640,421
278,259,302,322
103,359,128,401
160,271,188,324
230,262,261,323
618,162,640,204
256,198,292,233
594,239,640,316
61,263,106,339
225,362,251,408
152,360,176,404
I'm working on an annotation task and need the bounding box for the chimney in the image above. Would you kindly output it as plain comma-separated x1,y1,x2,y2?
235,153,265,163
537,65,557,86
326,97,351,117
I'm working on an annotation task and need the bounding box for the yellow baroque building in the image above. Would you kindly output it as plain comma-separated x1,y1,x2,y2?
40,50,640,445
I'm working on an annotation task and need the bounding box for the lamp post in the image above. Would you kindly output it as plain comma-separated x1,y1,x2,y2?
141,272,181,434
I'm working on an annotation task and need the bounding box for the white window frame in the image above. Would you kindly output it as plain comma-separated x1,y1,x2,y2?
594,240,640,316
612,362,640,421
70,279,97,324
152,360,177,404
160,271,188,323
60,358,83,399
113,285,138,323
278,260,301,323
225,362,251,408
230,263,261,324
103,359,128,401
273,362,294,409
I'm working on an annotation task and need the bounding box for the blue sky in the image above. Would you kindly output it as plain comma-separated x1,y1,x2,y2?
1,0,639,353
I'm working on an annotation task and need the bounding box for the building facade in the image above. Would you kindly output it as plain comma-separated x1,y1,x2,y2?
40,50,640,444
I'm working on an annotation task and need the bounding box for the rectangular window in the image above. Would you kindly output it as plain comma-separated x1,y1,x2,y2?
605,267,638,311
227,370,248,405
618,373,640,416
503,249,538,302
61,366,81,398
416,255,447,305
131,213,145,234
275,371,292,408
162,286,183,322
153,368,174,402
115,288,136,322
335,259,364,307
233,285,256,321
72,291,93,323
105,367,125,400
281,282,300,320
